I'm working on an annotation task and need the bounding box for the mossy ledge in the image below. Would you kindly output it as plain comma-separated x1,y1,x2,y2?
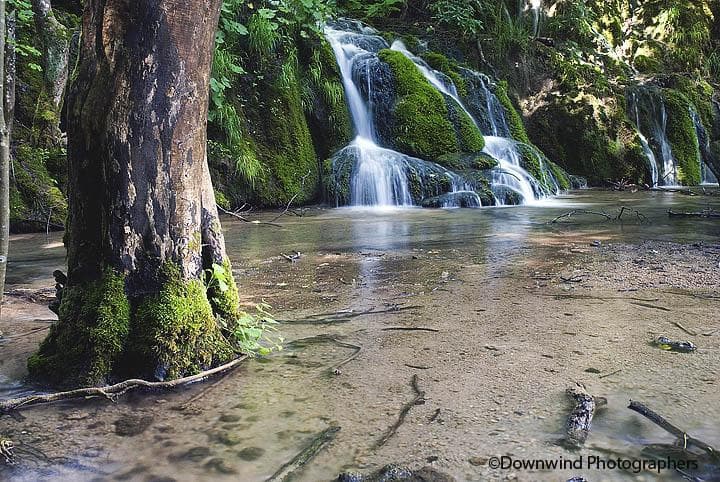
28,263,238,388
378,49,484,159
663,89,702,185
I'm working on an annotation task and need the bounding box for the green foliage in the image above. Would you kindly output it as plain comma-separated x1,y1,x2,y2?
428,0,485,37
8,0,42,72
342,0,406,19
226,302,283,356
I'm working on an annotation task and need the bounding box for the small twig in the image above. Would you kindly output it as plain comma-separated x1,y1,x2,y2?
549,210,614,224
599,369,622,379
0,356,248,414
375,375,425,448
672,321,698,336
381,327,440,333
429,408,441,423
630,301,671,312
405,364,432,370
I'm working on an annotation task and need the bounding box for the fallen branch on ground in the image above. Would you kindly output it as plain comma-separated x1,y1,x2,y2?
564,383,606,448
0,356,248,414
549,206,648,224
375,375,426,448
266,426,340,482
628,401,719,458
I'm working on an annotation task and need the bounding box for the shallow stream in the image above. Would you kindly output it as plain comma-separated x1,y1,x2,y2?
1,189,719,481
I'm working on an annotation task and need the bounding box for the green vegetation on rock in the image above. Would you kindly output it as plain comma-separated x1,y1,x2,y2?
663,89,702,185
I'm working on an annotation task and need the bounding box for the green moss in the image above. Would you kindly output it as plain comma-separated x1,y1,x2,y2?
495,81,530,144
206,258,241,323
455,105,485,152
422,52,468,97
131,263,234,381
379,49,457,158
10,145,68,230
436,152,497,171
28,270,130,387
379,49,471,159
663,89,702,185
547,160,571,190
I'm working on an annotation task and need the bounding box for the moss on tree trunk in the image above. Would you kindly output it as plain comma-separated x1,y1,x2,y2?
28,0,241,388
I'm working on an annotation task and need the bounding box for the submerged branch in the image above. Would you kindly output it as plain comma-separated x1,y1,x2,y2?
628,401,719,458
375,375,426,448
0,356,248,414
266,426,340,482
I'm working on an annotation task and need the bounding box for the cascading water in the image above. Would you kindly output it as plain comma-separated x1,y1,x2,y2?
325,23,413,206
629,92,659,186
326,20,559,207
389,39,555,203
628,87,678,186
528,0,542,38
690,109,719,185
390,41,479,129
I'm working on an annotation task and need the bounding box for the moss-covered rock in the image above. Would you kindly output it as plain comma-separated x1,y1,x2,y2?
435,152,497,171
10,145,68,232
377,49,486,159
494,81,530,144
378,49,459,159
28,270,130,387
662,89,701,185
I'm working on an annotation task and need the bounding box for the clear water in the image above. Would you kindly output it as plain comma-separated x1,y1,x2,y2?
2,190,720,481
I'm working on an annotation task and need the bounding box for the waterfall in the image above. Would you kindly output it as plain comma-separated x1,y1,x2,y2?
528,0,542,38
389,39,555,203
690,109,719,185
325,20,558,208
628,87,678,186
629,92,659,186
325,24,413,206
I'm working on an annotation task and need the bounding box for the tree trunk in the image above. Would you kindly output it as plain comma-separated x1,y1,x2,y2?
31,0,70,143
0,2,8,320
28,0,242,388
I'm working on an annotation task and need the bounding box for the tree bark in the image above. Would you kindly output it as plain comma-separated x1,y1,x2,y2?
28,0,242,388
0,1,7,319
31,0,70,142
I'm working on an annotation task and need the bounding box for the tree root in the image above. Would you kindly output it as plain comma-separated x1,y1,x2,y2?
266,426,340,482
0,356,248,414
375,375,426,448
564,383,606,448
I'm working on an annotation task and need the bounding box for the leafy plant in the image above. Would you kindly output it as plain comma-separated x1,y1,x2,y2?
229,302,283,356
204,263,283,356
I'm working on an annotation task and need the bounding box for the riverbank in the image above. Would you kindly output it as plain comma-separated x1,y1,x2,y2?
1,190,719,481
